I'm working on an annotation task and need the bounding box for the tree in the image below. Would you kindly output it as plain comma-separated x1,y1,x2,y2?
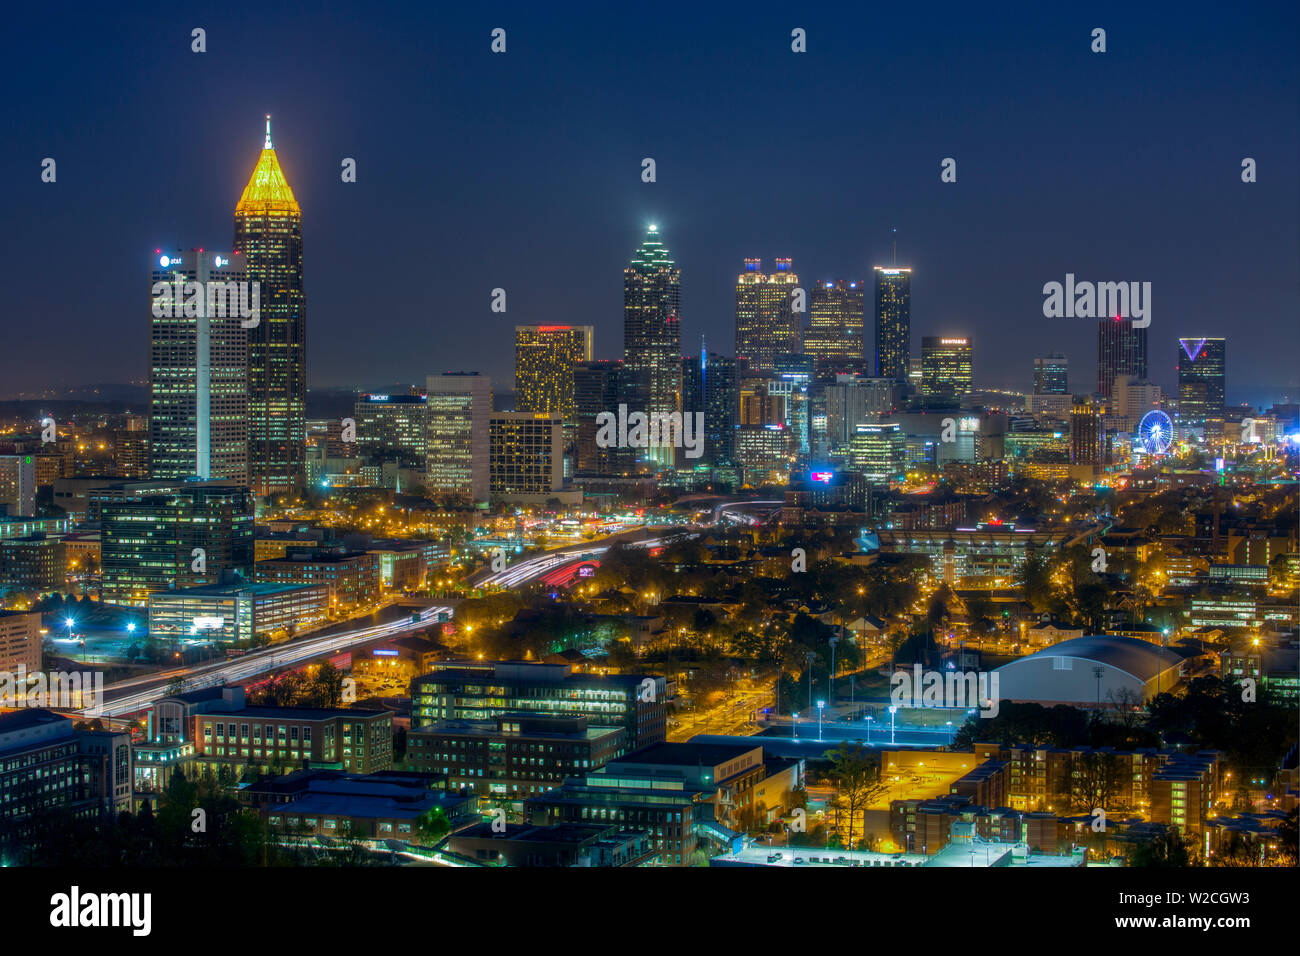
824,744,887,850
305,661,346,708
1072,580,1108,632
789,822,828,848
250,670,308,707
863,568,919,619
604,638,637,671
1073,751,1123,813
952,701,1091,751
926,584,953,629
1126,828,1193,868
893,629,940,669
965,592,994,638
1018,551,1052,613
1147,676,1296,771
786,783,807,812
1277,808,1298,867
1209,831,1267,867
414,807,450,848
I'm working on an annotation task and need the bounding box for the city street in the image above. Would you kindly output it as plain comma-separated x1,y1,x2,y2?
81,602,451,718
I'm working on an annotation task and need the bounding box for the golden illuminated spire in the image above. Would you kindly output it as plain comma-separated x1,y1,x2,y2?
236,114,300,216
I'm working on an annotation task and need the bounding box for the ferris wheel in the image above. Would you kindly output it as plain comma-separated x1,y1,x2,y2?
1136,409,1174,455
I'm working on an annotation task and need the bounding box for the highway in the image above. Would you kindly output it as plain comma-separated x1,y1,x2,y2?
84,498,786,720
710,499,783,525
83,604,451,718
466,526,690,589
465,499,784,590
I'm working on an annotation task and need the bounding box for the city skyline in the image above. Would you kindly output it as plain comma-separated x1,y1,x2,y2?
21,201,1295,409
75,202,1296,420
7,3,1298,404
118,212,1279,411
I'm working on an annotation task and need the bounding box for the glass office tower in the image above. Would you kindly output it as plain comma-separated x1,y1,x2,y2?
233,117,306,498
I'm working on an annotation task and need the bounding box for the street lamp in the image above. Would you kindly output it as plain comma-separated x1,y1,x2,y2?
866,715,873,743
792,712,799,739
888,705,897,745
817,700,825,742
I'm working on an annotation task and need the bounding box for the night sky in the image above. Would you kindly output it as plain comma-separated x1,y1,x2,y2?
5,1,1298,405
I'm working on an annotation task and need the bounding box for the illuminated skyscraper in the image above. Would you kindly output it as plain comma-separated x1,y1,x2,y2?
907,356,923,392
739,374,786,427
920,336,973,400
100,482,254,607
114,417,150,478
1112,375,1163,432
354,393,429,469
574,360,628,474
735,258,800,373
849,423,907,482
682,350,738,477
825,377,899,451
623,225,682,467
148,249,249,483
425,372,491,504
488,413,568,504
514,325,594,422
734,424,790,485
1071,398,1102,466
1033,353,1069,394
1176,337,1226,432
805,280,865,369
0,455,36,516
773,354,813,464
233,116,306,498
873,267,911,382
1096,317,1147,398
